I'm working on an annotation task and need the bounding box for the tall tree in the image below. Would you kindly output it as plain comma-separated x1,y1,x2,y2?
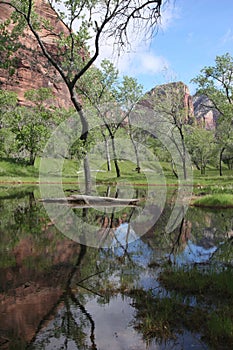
117,76,143,173
142,82,194,180
185,126,215,175
192,53,233,176
77,60,143,177
6,88,54,164
0,0,163,192
0,90,18,157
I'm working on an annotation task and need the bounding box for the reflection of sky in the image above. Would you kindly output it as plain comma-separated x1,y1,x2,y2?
171,240,217,266
111,223,154,268
112,223,138,245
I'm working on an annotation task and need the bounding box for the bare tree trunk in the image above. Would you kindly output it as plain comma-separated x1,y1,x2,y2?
181,133,187,180
83,155,91,195
29,151,35,165
129,126,141,173
201,165,205,175
219,147,225,176
105,138,111,172
71,94,92,194
182,155,187,180
171,159,178,178
111,135,120,178
102,132,111,171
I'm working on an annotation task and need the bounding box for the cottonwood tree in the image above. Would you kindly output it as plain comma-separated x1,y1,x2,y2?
185,126,216,175
142,82,194,180
0,90,18,156
192,53,233,176
117,75,144,173
76,60,118,174
0,89,17,125
7,88,54,164
77,60,143,177
0,0,163,192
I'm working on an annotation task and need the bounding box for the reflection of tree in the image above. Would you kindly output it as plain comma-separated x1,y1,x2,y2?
169,218,192,262
29,246,100,350
210,235,233,267
127,286,214,349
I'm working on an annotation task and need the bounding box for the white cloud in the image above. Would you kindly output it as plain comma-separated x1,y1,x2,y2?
158,0,179,31
137,53,169,74
93,40,170,80
92,1,178,78
221,29,233,44
52,0,178,82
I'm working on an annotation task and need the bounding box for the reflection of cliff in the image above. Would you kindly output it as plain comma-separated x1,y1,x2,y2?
0,227,81,347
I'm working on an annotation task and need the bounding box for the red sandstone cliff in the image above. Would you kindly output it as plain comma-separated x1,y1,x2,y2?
141,81,195,124
193,94,219,129
0,0,72,108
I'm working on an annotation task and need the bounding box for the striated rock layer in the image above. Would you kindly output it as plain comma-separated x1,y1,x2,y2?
0,0,72,108
193,94,219,129
141,81,195,124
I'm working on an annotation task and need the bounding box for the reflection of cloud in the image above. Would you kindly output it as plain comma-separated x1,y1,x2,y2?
221,29,233,44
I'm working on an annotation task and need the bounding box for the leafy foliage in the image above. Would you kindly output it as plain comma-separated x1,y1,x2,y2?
192,53,233,175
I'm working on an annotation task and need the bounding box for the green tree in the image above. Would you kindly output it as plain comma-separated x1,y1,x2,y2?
76,60,118,173
78,61,143,177
185,126,216,175
117,76,143,173
222,143,233,170
143,82,194,180
192,53,233,176
0,0,163,192
0,89,18,123
0,17,22,74
7,88,54,165
0,90,18,157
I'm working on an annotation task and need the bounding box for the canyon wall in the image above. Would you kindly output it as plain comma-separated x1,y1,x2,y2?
0,0,72,108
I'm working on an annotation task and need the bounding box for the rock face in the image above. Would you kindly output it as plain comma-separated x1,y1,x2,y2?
141,82,219,129
0,0,72,108
142,81,195,124
193,94,219,129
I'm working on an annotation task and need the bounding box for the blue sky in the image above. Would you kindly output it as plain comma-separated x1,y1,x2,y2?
97,0,233,95
147,0,233,94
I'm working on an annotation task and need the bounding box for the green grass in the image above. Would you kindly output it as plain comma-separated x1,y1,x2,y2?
159,266,233,300
159,266,233,347
132,266,233,348
0,158,170,186
0,157,80,184
192,193,233,208
0,158,233,193
95,159,167,185
0,158,38,183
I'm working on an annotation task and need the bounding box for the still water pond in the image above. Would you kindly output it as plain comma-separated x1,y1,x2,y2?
0,186,232,349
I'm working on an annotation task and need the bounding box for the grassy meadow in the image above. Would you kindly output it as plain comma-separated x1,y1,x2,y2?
0,157,233,206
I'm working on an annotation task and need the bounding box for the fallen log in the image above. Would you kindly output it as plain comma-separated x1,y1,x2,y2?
40,195,140,207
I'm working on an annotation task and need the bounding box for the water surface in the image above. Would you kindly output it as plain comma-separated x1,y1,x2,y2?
0,186,232,349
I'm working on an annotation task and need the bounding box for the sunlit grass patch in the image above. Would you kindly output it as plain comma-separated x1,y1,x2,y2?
192,193,233,208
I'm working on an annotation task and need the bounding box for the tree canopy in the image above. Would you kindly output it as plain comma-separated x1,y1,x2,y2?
0,0,163,192
192,53,233,175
